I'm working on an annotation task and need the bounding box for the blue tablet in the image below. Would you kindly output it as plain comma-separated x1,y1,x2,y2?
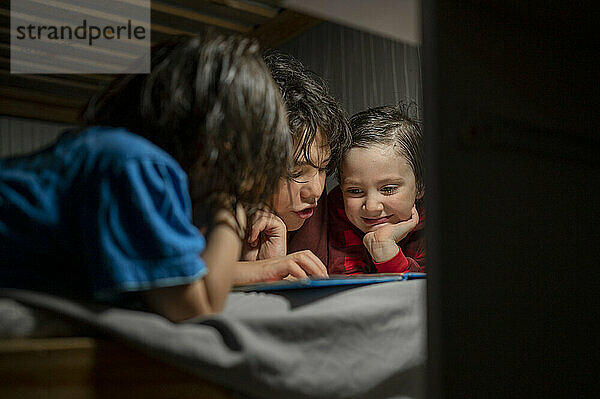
232,273,426,292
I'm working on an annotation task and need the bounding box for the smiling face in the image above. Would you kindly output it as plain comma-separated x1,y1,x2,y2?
272,129,331,231
340,144,422,234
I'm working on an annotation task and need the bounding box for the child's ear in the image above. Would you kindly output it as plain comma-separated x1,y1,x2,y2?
416,187,425,200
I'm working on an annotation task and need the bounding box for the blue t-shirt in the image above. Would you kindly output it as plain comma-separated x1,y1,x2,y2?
0,127,207,303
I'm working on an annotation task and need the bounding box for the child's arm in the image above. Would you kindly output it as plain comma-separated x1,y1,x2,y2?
371,241,425,273
141,207,244,322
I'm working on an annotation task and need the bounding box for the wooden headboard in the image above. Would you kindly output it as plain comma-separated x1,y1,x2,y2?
0,337,234,398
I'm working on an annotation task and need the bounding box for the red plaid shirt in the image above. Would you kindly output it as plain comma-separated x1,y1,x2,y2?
326,185,425,275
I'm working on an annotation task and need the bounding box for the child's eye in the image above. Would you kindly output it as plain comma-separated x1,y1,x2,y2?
290,173,309,184
290,165,323,184
288,168,307,183
345,188,363,195
290,173,311,184
380,185,399,194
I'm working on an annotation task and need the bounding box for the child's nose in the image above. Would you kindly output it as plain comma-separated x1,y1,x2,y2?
299,173,324,203
363,196,384,212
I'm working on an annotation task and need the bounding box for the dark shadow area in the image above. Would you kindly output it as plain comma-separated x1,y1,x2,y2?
264,284,369,309
423,1,597,397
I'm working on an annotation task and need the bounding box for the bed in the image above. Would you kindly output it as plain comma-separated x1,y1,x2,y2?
0,280,426,399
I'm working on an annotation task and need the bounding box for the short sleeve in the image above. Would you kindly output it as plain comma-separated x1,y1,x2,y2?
75,156,207,301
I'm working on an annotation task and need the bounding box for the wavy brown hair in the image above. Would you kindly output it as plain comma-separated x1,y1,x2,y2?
347,103,424,197
83,33,291,228
263,50,350,177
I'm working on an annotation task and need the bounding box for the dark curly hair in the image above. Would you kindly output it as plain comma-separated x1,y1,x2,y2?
263,50,350,177
83,33,291,228
347,103,424,197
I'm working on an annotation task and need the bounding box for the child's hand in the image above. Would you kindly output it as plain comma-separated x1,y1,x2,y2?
362,205,419,263
236,250,328,284
233,250,328,285
261,250,328,280
241,210,287,261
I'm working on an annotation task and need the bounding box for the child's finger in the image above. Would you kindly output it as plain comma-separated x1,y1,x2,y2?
396,206,418,228
362,231,375,247
259,213,285,234
388,209,419,243
247,219,266,243
304,251,328,277
290,250,328,277
286,262,309,279
410,206,419,225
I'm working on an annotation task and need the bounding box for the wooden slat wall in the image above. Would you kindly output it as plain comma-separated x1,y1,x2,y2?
279,21,423,116
0,0,324,126
0,116,70,157
1,21,423,158
0,1,327,157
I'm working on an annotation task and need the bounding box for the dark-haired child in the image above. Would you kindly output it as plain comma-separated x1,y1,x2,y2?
0,34,291,321
327,105,425,275
233,50,352,284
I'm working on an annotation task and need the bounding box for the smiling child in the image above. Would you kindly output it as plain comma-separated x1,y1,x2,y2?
327,104,425,275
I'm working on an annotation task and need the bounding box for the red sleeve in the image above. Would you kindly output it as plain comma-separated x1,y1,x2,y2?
373,239,425,273
373,247,410,273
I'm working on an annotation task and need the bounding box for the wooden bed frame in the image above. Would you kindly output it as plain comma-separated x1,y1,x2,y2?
0,337,235,398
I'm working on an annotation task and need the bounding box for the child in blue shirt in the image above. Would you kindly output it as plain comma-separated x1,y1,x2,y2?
0,34,291,321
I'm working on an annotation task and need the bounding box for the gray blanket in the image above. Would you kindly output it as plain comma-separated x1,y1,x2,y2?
0,280,426,399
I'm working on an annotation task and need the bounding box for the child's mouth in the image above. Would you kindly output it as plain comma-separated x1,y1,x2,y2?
362,215,392,225
295,208,314,219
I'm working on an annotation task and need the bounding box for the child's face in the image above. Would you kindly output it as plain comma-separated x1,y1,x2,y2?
272,129,330,231
340,145,422,234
